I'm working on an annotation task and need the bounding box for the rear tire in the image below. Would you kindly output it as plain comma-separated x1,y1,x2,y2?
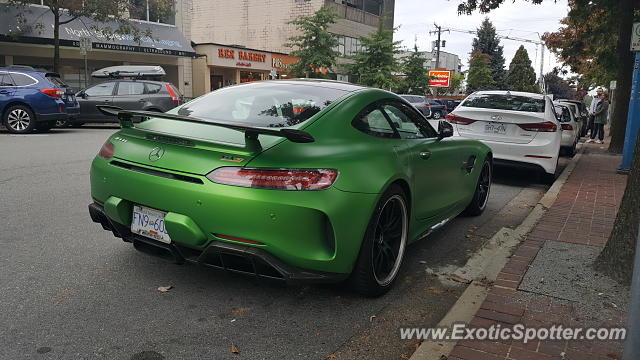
4,105,37,134
463,158,492,216
432,111,442,120
350,185,409,297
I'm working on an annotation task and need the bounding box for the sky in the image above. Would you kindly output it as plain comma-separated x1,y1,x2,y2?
393,0,570,78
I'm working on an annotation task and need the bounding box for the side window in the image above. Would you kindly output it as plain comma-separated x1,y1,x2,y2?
0,73,16,86
116,82,145,96
382,103,438,139
11,73,37,86
145,83,163,94
85,82,116,96
352,106,397,139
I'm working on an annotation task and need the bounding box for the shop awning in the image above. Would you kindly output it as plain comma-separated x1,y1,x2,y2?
0,4,195,57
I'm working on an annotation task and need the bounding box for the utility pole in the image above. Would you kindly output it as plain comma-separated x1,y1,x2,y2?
429,24,449,69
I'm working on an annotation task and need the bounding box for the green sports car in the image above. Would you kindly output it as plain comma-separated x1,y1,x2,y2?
89,79,492,296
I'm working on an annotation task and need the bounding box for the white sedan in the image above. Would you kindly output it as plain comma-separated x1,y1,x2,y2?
554,102,580,156
446,91,562,183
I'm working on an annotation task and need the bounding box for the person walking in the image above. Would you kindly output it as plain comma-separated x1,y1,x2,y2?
586,92,609,144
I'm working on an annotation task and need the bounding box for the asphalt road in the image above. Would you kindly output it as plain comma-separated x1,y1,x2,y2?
0,126,565,360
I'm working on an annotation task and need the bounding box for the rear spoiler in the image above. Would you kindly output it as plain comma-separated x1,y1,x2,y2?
96,105,314,152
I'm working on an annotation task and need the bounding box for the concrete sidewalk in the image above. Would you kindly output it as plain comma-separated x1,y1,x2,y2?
431,141,630,360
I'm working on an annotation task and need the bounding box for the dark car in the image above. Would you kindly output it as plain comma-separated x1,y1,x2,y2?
398,94,432,117
424,98,448,120
72,66,183,126
0,65,79,133
437,99,462,112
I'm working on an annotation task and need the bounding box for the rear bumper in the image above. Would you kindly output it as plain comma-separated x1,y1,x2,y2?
89,203,349,284
35,113,69,123
561,129,576,147
465,137,560,175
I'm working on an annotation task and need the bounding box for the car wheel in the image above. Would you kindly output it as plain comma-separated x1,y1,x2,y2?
351,185,408,297
432,111,442,120
4,105,37,134
463,158,492,216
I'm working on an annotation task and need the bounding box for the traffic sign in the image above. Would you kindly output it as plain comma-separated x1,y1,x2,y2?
79,37,92,56
428,70,451,88
632,23,640,52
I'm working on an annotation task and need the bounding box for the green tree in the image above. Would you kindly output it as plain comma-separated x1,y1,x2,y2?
544,70,576,100
400,45,429,94
7,0,175,73
505,45,539,92
446,72,465,95
466,52,495,94
349,20,402,89
285,7,340,78
457,0,640,285
472,18,507,89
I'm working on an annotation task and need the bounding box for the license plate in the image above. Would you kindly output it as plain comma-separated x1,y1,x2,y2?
131,205,171,243
484,122,507,135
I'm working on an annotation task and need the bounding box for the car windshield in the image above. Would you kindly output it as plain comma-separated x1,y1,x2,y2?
462,94,545,113
177,82,348,128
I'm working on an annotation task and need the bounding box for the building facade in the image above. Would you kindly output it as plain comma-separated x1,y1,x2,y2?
190,0,395,96
0,0,195,97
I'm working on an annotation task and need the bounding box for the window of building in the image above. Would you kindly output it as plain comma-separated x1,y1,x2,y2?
129,0,175,25
332,34,362,57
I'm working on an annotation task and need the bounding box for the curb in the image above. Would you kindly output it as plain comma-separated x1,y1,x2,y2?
409,146,585,360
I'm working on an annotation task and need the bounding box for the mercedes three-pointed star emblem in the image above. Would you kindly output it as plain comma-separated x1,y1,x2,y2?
148,147,165,161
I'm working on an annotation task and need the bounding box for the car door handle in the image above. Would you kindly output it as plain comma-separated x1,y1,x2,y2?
419,151,431,159
0,90,8,94
103,99,111,103
138,99,145,102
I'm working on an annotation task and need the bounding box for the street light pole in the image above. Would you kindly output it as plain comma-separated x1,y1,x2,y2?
619,51,640,172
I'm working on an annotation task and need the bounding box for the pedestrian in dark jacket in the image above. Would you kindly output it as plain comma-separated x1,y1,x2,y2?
586,92,609,144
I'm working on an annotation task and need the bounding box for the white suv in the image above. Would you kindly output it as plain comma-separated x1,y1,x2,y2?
446,91,562,183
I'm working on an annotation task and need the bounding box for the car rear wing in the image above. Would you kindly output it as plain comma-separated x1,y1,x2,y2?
96,105,315,152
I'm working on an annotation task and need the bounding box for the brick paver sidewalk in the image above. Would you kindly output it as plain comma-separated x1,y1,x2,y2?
447,142,629,360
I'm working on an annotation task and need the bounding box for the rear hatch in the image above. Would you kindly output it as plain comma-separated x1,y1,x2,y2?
449,93,548,144
45,73,77,105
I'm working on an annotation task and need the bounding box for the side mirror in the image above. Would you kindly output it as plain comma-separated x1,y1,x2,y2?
78,91,86,99
437,120,454,140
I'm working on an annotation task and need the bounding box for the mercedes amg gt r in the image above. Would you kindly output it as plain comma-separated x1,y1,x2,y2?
88,79,492,296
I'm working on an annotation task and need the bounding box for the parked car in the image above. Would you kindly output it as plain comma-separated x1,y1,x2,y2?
0,65,79,134
89,79,493,297
437,99,462,111
398,94,432,118
553,102,580,156
446,90,561,183
556,100,586,136
72,66,183,126
424,98,448,119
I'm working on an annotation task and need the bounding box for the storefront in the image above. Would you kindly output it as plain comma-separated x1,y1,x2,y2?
0,4,195,96
192,43,276,95
271,54,300,79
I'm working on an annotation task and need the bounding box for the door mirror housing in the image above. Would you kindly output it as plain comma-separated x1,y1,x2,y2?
437,120,454,140
78,91,86,99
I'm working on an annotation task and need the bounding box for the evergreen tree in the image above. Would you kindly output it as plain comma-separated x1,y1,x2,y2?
349,20,402,89
466,52,494,94
400,45,429,94
506,45,539,93
286,7,340,78
471,18,507,89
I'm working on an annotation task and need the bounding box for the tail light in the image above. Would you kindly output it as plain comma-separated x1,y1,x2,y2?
517,121,558,132
424,103,431,107
207,167,338,191
444,105,449,111
40,88,64,98
561,124,573,131
445,113,476,125
165,85,181,104
98,140,114,159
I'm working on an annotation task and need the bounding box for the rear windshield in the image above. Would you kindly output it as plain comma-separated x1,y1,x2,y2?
462,94,545,113
177,83,348,128
46,74,68,88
